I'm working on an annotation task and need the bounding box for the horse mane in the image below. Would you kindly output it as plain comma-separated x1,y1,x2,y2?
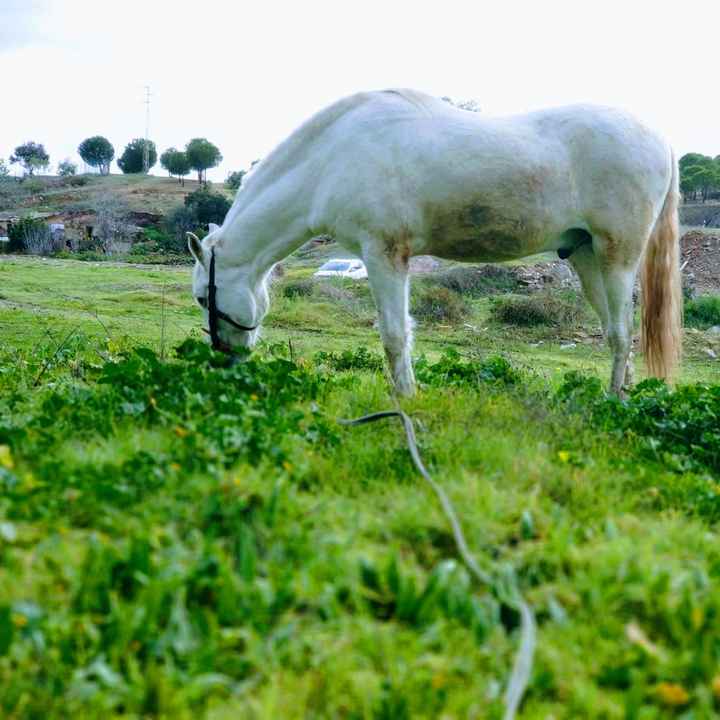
226,89,438,216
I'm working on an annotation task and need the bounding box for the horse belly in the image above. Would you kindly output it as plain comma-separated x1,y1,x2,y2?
423,201,548,262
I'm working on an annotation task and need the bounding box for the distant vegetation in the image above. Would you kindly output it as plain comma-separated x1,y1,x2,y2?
78,136,114,175
680,153,720,202
10,141,49,176
117,138,158,174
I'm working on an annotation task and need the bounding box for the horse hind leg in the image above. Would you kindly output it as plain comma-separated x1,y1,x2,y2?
569,241,637,394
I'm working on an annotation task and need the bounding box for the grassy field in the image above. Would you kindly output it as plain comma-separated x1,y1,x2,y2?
3,255,720,718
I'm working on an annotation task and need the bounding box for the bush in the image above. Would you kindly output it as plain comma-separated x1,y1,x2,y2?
490,291,586,328
226,170,246,191
315,346,385,372
685,296,720,329
428,265,518,297
7,217,53,254
142,227,187,254
414,348,521,387
281,278,314,298
66,176,88,187
412,285,470,323
183,187,231,226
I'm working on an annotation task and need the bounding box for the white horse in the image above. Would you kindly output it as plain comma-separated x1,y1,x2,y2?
188,88,682,395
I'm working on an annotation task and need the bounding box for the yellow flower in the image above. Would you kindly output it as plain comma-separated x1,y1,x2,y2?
250,394,258,402
712,675,720,700
557,450,570,463
692,606,704,630
431,673,447,690
655,682,689,707
11,613,27,628
233,476,242,487
282,461,292,472
149,397,157,408
170,463,181,472
0,445,14,470
173,426,189,438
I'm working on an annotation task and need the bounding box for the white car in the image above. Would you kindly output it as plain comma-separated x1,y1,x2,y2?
313,259,368,280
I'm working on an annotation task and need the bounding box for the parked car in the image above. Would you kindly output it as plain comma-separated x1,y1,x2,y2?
313,259,368,280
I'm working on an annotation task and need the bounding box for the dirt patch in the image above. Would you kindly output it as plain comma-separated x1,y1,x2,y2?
681,231,720,296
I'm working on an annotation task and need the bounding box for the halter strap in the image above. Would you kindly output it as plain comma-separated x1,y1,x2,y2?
207,247,257,351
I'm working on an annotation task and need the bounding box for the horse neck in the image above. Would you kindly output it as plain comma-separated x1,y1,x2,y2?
221,205,311,282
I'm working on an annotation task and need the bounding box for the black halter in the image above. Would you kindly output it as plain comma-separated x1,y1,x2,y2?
206,247,257,352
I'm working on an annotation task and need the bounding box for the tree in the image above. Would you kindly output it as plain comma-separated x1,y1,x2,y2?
10,141,50,176
58,159,77,177
0,159,9,178
78,136,115,175
185,138,222,184
160,148,191,186
117,138,157,174
225,169,246,191
183,187,231,226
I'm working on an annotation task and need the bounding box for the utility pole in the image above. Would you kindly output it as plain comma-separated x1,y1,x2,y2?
142,85,151,173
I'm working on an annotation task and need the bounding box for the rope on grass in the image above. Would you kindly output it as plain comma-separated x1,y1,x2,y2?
339,410,536,720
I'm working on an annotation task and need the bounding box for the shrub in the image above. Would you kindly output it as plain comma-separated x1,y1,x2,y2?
7,217,53,254
428,265,518,297
183,187,231,227
142,227,187,254
315,346,385,372
281,278,314,298
685,295,720,329
490,291,586,328
412,285,470,323
556,372,720,489
226,170,246,190
66,175,88,187
414,348,521,387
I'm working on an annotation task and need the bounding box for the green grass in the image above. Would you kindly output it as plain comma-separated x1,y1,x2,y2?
3,255,720,718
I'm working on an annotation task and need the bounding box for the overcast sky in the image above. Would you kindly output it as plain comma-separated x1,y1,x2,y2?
2,0,718,181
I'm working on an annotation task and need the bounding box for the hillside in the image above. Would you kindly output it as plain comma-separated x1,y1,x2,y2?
0,173,234,220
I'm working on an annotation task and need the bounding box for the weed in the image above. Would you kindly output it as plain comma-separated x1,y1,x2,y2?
315,346,385,373
685,295,720,329
281,278,315,298
412,285,470,323
490,290,587,328
428,264,519,297
414,348,520,387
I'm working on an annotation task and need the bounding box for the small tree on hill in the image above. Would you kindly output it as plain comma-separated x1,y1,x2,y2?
117,138,157,174
78,136,115,175
58,159,77,177
0,159,9,178
185,138,222,184
225,169,246,191
160,148,191,186
10,142,50,176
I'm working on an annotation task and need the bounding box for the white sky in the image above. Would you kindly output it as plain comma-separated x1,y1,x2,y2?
2,0,718,182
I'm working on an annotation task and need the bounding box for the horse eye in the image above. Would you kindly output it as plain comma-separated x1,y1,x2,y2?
197,297,207,308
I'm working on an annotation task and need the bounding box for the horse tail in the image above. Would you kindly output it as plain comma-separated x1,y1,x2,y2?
640,148,682,381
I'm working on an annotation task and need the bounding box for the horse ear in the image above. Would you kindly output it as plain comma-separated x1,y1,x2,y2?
186,232,205,267
208,223,220,233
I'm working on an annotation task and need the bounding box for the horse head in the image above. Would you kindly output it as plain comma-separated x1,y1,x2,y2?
187,223,268,353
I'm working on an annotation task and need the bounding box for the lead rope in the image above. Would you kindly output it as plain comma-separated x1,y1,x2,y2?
339,410,536,720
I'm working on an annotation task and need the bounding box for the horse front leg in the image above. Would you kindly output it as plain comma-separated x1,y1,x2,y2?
364,251,415,396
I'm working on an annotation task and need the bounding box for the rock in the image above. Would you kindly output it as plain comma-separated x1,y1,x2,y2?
708,326,720,335
705,348,718,359
559,343,577,350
